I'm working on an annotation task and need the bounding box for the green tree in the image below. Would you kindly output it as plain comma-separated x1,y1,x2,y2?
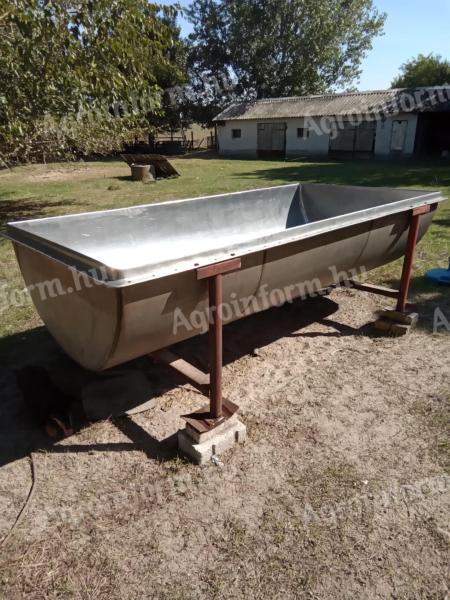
391,54,450,88
0,1,186,165
186,0,385,110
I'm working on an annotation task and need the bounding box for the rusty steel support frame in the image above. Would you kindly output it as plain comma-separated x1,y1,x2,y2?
196,257,241,420
346,204,433,312
152,206,433,425
208,272,223,418
151,258,241,430
395,205,430,312
151,348,210,395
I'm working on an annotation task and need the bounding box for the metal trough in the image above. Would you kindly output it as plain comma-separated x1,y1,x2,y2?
5,183,444,374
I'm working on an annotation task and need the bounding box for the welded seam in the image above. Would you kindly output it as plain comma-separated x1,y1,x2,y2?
101,287,124,370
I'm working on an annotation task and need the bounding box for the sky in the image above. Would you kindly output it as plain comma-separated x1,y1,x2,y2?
358,0,450,90
159,0,450,91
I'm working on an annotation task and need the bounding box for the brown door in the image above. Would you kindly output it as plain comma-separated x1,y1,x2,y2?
257,123,286,157
329,121,376,159
329,122,355,155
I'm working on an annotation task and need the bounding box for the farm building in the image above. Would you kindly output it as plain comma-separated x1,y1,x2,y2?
214,87,450,159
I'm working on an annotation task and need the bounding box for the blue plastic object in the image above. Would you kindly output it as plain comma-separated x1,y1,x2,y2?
425,259,450,285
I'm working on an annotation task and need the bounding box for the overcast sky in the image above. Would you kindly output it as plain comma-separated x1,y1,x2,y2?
159,0,450,91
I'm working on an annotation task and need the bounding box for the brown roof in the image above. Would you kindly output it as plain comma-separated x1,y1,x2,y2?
213,88,450,121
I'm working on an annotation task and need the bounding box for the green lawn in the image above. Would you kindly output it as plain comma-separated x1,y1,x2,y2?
0,155,449,345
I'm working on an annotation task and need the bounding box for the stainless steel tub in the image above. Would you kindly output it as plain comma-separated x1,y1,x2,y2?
5,183,444,370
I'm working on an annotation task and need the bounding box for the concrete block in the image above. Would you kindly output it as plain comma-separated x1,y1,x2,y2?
186,411,238,444
379,310,419,326
374,317,414,337
178,419,246,465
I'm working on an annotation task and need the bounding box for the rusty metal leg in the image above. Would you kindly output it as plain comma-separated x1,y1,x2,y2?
209,273,223,419
396,213,421,313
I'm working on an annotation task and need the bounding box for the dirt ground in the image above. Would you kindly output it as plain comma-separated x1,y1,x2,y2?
8,164,130,183
0,288,449,600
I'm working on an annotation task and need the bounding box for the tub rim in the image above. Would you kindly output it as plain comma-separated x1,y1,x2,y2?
3,183,445,288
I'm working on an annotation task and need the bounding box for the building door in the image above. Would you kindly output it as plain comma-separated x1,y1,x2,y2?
329,122,355,155
329,121,376,158
257,123,286,157
414,113,450,157
354,121,377,156
390,120,408,153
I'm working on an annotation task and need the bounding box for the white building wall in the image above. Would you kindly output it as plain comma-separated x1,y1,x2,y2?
374,113,418,156
218,117,331,157
217,113,419,158
217,120,257,156
285,118,330,157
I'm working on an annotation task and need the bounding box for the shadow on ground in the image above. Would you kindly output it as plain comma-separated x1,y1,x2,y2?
383,275,450,331
0,198,85,228
0,295,346,468
237,159,450,188
115,175,136,182
1,284,448,469
177,150,219,160
433,217,450,227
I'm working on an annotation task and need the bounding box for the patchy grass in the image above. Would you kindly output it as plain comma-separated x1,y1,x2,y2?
0,155,448,360
1,155,450,220
0,156,449,599
0,155,449,341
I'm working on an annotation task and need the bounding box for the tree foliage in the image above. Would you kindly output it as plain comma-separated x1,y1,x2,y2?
391,54,450,89
0,0,186,165
185,0,385,123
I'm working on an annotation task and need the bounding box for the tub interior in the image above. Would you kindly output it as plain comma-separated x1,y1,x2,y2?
300,184,423,222
8,183,430,273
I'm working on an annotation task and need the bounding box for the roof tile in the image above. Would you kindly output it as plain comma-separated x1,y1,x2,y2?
213,88,450,121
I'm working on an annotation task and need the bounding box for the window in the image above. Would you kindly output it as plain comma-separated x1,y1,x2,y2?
297,127,310,139
232,129,242,139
